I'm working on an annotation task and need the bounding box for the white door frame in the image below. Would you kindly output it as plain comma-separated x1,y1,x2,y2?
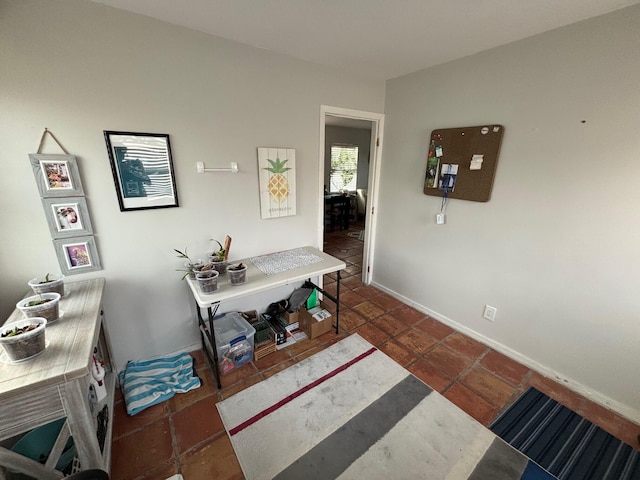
318,105,385,285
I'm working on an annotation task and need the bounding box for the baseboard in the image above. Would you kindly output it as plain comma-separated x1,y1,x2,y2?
370,281,640,426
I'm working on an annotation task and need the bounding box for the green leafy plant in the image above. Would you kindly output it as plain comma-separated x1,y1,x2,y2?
210,239,225,261
174,248,193,263
174,248,199,280
26,295,50,307
1,324,38,338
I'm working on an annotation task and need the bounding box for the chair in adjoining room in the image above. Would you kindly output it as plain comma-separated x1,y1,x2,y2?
324,195,350,231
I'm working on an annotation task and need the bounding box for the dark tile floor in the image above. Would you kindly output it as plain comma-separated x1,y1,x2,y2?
111,223,640,480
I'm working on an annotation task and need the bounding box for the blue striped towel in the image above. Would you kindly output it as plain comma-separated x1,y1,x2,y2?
119,352,201,415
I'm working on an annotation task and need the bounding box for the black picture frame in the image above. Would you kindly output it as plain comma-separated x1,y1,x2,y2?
103,131,179,211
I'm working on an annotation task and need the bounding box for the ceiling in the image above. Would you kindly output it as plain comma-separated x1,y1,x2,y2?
92,0,638,80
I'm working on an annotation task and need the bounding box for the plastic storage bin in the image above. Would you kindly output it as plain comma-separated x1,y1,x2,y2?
203,312,255,375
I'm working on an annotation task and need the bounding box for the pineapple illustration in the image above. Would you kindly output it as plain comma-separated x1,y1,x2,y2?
264,157,292,203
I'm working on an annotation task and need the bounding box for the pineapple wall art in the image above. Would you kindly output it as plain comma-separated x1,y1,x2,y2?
258,147,297,219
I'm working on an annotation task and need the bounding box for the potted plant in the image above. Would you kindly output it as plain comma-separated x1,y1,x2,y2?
28,273,64,297
195,269,220,293
209,239,228,275
16,292,61,324
227,262,247,285
0,317,47,361
174,248,204,280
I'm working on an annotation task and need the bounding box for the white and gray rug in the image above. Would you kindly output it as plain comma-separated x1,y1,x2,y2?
216,334,555,480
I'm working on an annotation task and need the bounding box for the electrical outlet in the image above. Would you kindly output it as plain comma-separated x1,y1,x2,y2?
483,304,497,321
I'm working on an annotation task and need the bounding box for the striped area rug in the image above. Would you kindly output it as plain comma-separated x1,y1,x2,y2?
217,334,555,479
490,387,640,479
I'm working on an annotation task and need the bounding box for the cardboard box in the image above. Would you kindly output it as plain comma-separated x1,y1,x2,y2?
240,310,259,324
299,302,333,339
283,309,299,325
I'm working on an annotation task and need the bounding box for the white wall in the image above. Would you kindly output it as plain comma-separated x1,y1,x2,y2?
0,0,384,371
324,126,372,191
377,5,640,420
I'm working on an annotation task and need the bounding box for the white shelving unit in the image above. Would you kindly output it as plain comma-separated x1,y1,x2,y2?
0,278,114,479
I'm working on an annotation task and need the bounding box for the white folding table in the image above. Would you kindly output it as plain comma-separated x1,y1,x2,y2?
185,246,346,388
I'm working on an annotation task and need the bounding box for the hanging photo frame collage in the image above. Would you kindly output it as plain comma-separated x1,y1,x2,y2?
29,130,101,275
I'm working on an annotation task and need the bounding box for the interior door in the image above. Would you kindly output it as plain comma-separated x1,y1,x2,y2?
319,106,384,285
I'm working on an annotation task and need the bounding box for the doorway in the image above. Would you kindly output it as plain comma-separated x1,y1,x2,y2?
318,106,384,284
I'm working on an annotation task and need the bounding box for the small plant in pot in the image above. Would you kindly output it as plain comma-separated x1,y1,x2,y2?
227,263,247,286
195,268,219,293
28,273,65,297
0,317,47,362
174,248,204,280
209,239,228,275
16,292,61,324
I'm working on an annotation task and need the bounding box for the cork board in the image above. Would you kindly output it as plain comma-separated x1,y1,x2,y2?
423,125,504,202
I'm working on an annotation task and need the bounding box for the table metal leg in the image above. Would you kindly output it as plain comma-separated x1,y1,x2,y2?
335,270,341,334
196,300,222,389
305,269,342,334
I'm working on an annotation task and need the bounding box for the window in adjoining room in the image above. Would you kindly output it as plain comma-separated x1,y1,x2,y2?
330,145,358,193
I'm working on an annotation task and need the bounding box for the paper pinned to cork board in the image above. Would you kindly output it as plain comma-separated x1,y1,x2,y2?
470,154,484,170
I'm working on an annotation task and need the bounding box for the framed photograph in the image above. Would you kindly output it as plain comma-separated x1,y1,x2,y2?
29,154,85,198
103,131,179,211
42,197,93,239
53,236,102,275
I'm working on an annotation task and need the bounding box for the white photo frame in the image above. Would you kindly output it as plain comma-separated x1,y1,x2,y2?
42,197,93,239
29,154,85,197
53,236,102,275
